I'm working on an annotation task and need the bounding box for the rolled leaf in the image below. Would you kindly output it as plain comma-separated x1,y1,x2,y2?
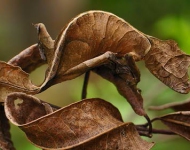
157,111,190,141
5,93,153,150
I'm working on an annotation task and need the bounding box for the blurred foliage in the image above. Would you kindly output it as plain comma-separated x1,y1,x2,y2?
153,15,190,52
1,0,190,149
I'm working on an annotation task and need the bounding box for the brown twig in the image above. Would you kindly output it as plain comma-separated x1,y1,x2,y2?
136,125,176,136
81,71,90,99
144,114,152,137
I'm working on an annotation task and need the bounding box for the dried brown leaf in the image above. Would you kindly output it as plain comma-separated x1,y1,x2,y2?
34,11,190,117
0,62,40,102
93,64,144,116
4,92,58,125
156,111,190,141
34,16,147,116
0,44,45,101
149,98,190,111
0,105,15,150
34,11,151,90
0,45,45,150
5,93,153,150
144,37,190,93
8,44,45,73
66,123,154,150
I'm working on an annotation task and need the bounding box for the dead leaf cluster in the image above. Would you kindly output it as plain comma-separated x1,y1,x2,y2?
0,10,190,150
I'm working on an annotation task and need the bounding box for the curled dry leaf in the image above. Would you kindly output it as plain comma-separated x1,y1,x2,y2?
144,36,190,93
0,44,44,101
93,62,144,116
8,44,46,73
35,11,151,89
33,11,190,116
149,98,190,111
0,44,44,150
34,11,150,116
155,111,190,141
1,11,189,137
5,93,154,150
34,11,190,96
67,123,154,150
0,62,40,102
0,105,15,150
1,11,190,117
4,92,58,125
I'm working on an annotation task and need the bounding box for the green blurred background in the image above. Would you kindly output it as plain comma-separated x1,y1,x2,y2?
1,0,190,149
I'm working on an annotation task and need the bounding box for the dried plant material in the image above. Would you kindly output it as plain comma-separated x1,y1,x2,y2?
155,111,190,141
0,44,44,150
32,11,190,116
0,105,15,150
34,11,190,95
34,11,151,90
0,62,39,102
8,44,46,73
149,98,190,111
94,63,152,135
0,44,44,102
93,63,144,116
4,92,58,125
144,37,190,93
5,93,153,150
1,10,190,149
33,9,150,117
1,9,190,150
67,123,154,150
1,11,190,117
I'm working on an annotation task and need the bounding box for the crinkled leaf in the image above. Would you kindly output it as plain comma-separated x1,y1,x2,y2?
149,99,190,111
0,105,15,150
0,44,44,101
93,63,145,116
0,62,39,102
145,37,190,93
5,93,153,150
0,44,44,150
35,12,151,91
4,92,58,125
157,111,190,141
67,123,154,150
8,44,45,73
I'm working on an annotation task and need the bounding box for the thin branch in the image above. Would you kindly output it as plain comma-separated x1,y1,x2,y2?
136,125,176,137
137,117,160,128
144,114,152,137
149,98,190,111
81,71,90,99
